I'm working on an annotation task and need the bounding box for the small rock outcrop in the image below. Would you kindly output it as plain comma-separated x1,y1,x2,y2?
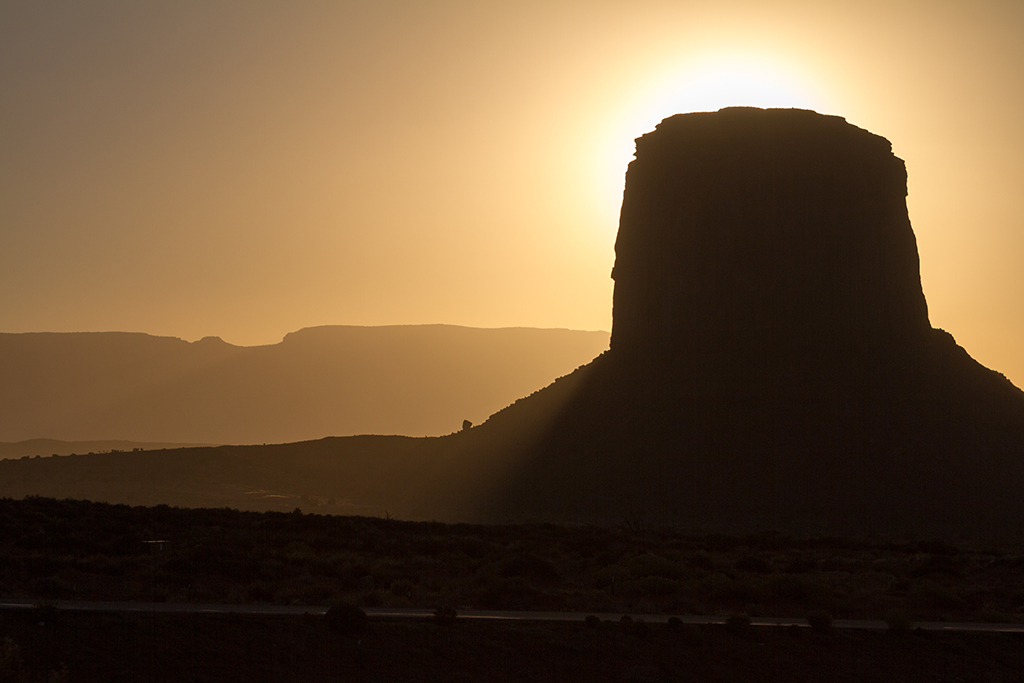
465,107,1024,538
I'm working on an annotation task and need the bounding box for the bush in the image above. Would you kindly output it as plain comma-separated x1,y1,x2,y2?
711,576,765,604
910,583,967,612
632,619,651,638
806,610,833,633
390,578,414,598
433,605,457,626
666,616,682,631
29,575,74,600
628,553,682,580
362,590,384,607
473,577,540,611
638,575,679,597
585,615,601,628
725,613,751,636
245,581,275,602
325,603,368,634
592,565,630,590
769,574,830,608
884,609,913,635
497,554,560,581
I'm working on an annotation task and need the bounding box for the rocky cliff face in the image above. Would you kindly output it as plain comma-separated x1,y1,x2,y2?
611,108,930,383
465,107,1024,538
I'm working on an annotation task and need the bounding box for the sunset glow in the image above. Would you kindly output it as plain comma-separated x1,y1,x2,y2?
589,52,832,227
1,0,1022,386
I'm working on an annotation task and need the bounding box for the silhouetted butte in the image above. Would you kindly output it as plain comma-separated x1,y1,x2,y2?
463,107,1024,538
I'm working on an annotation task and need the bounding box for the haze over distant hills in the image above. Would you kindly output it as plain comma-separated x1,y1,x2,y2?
0,439,207,460
0,325,608,446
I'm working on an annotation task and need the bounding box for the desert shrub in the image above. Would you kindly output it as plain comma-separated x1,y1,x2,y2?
32,604,60,626
412,537,444,557
702,534,741,552
300,581,334,603
333,562,371,591
361,589,384,607
632,619,651,638
325,603,367,634
638,575,679,597
725,613,751,636
768,574,830,607
497,554,559,581
618,615,634,633
245,581,275,602
977,610,1012,623
433,605,457,626
806,610,833,633
29,575,74,600
884,609,913,635
472,577,538,611
390,578,414,598
585,615,601,628
592,565,630,590
909,553,963,579
455,537,489,559
628,553,681,580
711,576,765,604
187,542,258,582
913,539,959,556
666,616,682,631
910,583,967,612
687,552,715,570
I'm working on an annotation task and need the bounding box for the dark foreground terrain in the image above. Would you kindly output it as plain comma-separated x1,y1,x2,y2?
3,607,1024,683
4,497,1024,681
4,498,1024,624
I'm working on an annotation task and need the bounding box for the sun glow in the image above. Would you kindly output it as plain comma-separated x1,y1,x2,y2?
586,53,833,232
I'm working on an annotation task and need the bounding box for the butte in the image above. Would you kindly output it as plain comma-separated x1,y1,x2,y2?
441,107,1024,539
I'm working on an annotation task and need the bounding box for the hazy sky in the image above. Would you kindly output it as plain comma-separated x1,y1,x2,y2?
2,0,1023,384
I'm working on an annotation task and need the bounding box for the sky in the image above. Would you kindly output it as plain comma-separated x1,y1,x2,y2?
2,0,1023,385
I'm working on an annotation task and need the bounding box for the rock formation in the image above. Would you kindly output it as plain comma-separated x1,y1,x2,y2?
611,108,929,381
5,108,1021,539
464,107,1024,538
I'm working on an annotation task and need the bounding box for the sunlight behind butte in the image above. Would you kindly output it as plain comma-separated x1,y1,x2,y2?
585,54,835,235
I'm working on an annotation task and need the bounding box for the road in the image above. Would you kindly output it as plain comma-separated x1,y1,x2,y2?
1,599,1023,633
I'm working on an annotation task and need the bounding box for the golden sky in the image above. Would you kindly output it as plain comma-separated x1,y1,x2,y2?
2,0,1022,385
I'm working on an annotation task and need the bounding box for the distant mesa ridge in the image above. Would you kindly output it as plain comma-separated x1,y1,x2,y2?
0,325,609,445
